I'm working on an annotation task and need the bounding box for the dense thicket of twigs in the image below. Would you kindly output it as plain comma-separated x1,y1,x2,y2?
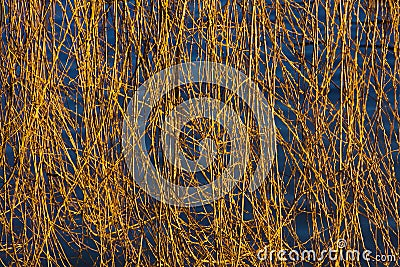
0,0,399,266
